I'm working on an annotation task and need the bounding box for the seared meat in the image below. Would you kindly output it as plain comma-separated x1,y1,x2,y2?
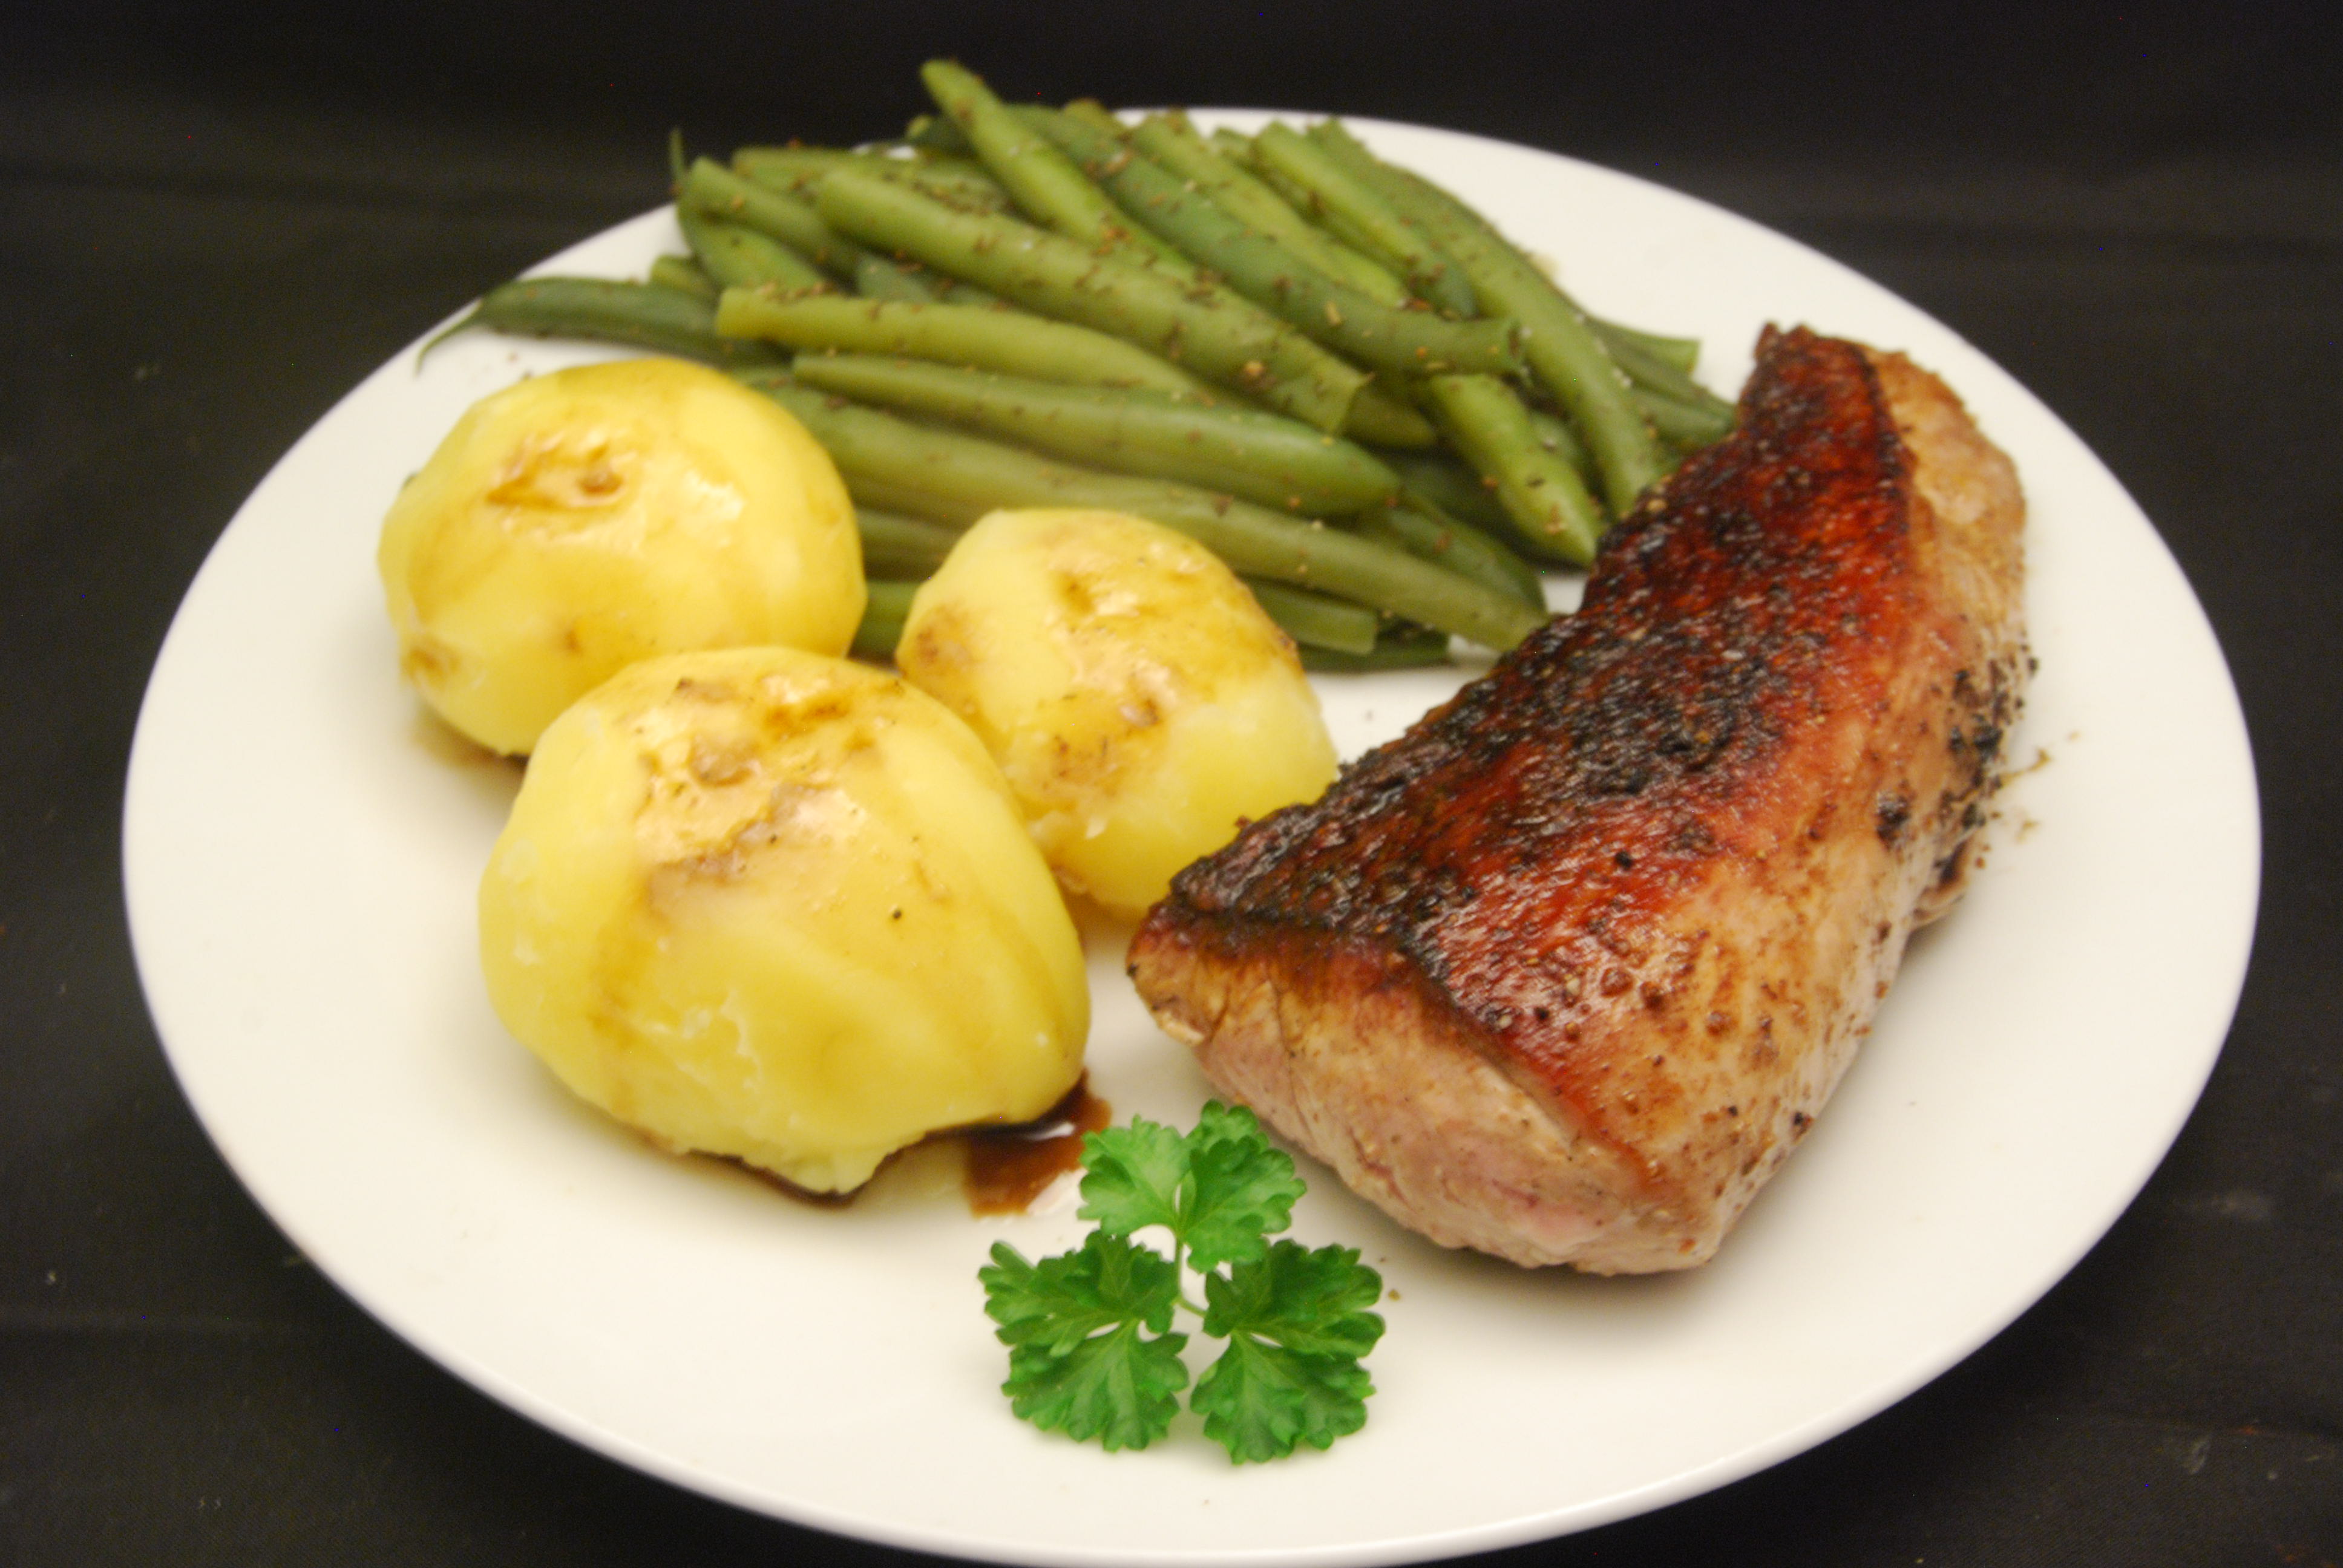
1127,328,2027,1272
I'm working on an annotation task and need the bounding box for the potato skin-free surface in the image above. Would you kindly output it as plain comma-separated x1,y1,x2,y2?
896,508,1338,918
477,646,1088,1194
379,357,862,756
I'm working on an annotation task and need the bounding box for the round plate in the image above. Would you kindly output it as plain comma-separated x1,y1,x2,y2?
123,114,2258,1565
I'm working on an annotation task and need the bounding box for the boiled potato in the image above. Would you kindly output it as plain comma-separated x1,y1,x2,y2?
896,508,1338,917
477,645,1088,1194
379,357,862,756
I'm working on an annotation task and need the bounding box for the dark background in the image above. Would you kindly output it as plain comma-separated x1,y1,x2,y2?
4,2,2339,1563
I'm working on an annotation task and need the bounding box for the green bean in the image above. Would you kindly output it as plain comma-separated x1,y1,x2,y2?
1302,624,1453,672
1131,111,1413,306
1251,122,1478,318
856,508,961,578
853,578,922,661
848,255,1002,307
1579,312,1732,423
1379,450,1515,535
903,152,1014,191
1353,502,1548,611
424,276,783,368
739,370,1544,650
1058,98,1129,136
1240,578,1381,656
647,255,716,300
735,146,1014,213
836,472,987,527
1523,405,1594,481
921,61,1202,278
1417,373,1605,566
1343,382,1440,448
848,255,942,302
1633,383,1736,449
1207,126,1256,160
1593,318,1705,391
811,167,1366,433
677,157,867,277
1242,143,1414,273
1322,125,1666,514
677,205,830,294
1593,316,1700,376
715,292,1215,396
788,354,1400,514
901,109,975,156
1023,108,1521,383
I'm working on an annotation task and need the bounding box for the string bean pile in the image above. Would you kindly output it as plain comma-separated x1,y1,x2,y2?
433,64,1740,669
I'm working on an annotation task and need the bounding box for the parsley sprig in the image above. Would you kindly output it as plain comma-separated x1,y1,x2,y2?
979,1101,1386,1463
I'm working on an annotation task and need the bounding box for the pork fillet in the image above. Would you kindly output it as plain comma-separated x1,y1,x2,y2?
1127,328,2027,1272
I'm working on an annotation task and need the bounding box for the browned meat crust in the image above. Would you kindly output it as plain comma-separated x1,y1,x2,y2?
1127,327,2028,1272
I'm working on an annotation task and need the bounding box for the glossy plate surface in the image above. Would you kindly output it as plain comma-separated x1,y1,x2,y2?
123,114,2258,1565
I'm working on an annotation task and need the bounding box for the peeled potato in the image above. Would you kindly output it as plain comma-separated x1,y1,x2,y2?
896,508,1339,918
379,356,862,756
477,645,1089,1194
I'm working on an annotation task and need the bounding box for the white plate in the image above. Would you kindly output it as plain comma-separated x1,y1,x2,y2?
123,115,2258,1564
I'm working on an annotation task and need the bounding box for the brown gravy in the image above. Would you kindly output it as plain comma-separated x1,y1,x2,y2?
961,1077,1112,1215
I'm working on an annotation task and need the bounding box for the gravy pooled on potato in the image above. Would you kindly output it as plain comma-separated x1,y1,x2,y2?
478,645,1088,1194
896,508,1338,918
379,357,863,756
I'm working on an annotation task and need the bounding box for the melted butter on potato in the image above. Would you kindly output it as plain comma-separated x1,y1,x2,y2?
379,357,862,756
478,646,1088,1194
897,508,1338,918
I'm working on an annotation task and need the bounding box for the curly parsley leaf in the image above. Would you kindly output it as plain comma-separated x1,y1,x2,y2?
1201,1239,1388,1359
1003,1323,1190,1452
1075,1116,1189,1240
983,1233,1188,1451
981,1233,1181,1349
1193,1241,1386,1462
982,1105,1384,1463
1191,1329,1377,1462
1180,1102,1306,1271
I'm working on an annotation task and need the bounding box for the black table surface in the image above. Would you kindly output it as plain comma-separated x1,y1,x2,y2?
5,4,2338,1563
